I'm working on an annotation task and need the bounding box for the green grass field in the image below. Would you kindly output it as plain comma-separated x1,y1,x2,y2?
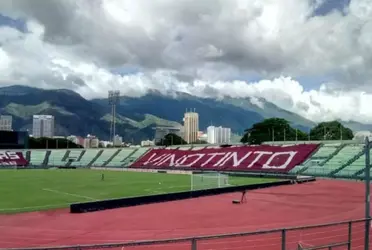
0,169,279,213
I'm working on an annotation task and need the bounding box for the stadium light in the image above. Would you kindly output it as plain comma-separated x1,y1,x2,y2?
108,91,120,105
108,90,120,143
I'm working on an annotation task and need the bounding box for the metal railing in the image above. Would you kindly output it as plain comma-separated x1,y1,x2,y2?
4,218,370,250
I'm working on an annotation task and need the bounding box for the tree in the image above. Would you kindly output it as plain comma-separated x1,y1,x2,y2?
310,121,353,140
240,118,308,144
156,133,187,146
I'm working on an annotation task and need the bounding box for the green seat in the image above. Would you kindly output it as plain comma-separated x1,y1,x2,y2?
106,149,136,167
71,150,100,167
289,145,339,174
303,145,363,175
66,150,83,163
335,154,366,177
91,149,119,167
48,150,67,166
29,150,47,165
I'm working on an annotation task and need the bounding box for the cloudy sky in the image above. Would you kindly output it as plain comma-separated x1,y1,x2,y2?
0,0,372,123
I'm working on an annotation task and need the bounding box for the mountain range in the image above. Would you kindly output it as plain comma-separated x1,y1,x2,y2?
0,85,369,143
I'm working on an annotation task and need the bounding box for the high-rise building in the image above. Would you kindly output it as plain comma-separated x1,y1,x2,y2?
32,115,55,138
207,126,231,144
0,115,12,131
183,111,199,143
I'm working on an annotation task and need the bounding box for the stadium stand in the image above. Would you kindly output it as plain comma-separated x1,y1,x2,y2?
122,147,149,166
104,148,136,167
334,148,366,177
6,141,369,180
299,144,364,176
91,149,119,167
29,150,47,166
130,144,318,172
70,149,100,167
66,150,84,167
48,150,68,166
353,149,372,178
289,144,342,174
25,150,31,162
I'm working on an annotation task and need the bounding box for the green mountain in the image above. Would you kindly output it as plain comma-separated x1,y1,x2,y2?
93,91,314,134
0,85,367,143
0,86,165,142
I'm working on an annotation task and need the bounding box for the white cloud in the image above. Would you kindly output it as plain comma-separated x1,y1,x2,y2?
1,0,372,124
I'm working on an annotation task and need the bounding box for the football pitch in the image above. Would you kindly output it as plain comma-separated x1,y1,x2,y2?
0,169,279,213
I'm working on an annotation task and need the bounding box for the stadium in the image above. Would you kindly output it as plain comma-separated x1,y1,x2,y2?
2,0,372,249
1,136,372,250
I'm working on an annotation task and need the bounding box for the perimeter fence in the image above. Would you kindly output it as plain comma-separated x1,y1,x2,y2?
4,218,371,250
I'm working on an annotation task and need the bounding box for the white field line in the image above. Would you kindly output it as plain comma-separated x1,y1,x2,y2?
42,188,96,201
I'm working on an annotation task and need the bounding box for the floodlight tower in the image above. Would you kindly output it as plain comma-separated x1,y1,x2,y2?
108,90,120,143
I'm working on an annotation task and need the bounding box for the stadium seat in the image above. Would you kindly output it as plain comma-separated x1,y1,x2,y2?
48,150,68,166
90,149,119,167
334,149,369,177
105,148,136,167
29,150,47,166
302,144,363,176
66,150,83,161
290,144,339,174
122,147,150,166
70,149,100,167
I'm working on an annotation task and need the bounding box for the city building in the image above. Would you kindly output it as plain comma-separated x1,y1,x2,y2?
84,134,99,148
113,135,123,146
207,126,231,144
0,115,12,131
99,140,111,147
141,140,155,147
154,125,182,144
198,132,208,142
183,111,199,143
32,115,55,138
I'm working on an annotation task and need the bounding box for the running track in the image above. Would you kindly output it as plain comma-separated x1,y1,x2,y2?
0,180,370,250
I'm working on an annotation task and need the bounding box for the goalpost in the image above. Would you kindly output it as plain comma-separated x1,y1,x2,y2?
190,172,230,191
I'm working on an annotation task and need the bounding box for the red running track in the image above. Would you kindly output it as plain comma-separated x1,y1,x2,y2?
0,180,370,250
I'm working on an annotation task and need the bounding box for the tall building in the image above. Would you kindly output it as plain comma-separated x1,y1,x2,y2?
32,115,55,138
183,111,199,143
207,126,231,144
0,115,12,131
